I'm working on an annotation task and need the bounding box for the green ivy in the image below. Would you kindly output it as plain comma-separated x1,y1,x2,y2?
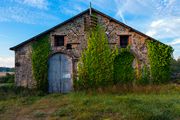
113,47,135,84
136,64,150,85
147,41,173,84
31,35,51,92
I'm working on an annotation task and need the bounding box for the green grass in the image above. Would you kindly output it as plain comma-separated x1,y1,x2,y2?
0,84,180,120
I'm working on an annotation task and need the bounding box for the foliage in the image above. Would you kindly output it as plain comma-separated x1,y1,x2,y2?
0,84,45,99
76,25,118,89
31,35,51,92
136,65,150,85
113,47,135,84
171,58,180,73
0,73,14,83
33,110,46,118
170,58,180,83
147,41,173,84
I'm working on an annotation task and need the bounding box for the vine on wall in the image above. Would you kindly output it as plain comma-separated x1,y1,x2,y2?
31,35,51,92
135,64,150,85
113,46,135,84
147,40,173,84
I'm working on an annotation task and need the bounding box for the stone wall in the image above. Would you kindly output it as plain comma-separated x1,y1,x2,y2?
15,12,149,88
15,43,35,88
97,13,149,69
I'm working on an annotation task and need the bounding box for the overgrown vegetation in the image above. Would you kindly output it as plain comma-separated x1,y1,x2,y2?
136,65,150,85
171,58,180,83
147,41,173,84
0,84,180,120
113,47,135,84
171,58,180,73
31,35,51,92
0,73,14,83
0,84,45,101
76,25,118,89
77,25,174,90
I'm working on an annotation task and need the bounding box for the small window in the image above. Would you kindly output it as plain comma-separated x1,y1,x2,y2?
54,35,64,47
120,35,129,48
66,44,72,49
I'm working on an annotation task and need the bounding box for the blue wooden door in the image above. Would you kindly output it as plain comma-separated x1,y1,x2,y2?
48,54,72,93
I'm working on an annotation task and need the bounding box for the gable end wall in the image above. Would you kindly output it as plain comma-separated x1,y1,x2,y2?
14,12,149,88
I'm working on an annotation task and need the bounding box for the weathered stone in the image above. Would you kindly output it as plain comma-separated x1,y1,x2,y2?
14,10,151,88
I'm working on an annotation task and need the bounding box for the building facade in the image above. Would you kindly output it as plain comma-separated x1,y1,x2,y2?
10,8,162,92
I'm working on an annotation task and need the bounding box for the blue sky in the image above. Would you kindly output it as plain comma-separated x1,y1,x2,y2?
0,0,179,67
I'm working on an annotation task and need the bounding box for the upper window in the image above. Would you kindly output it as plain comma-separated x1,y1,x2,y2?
120,35,129,48
54,35,64,47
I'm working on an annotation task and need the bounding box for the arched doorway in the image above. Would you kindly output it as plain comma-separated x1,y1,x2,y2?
48,53,72,93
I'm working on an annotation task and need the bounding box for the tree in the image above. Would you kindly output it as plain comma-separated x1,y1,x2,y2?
76,25,117,89
114,47,135,84
171,57,180,73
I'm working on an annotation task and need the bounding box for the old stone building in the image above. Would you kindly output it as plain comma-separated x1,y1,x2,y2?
10,8,163,93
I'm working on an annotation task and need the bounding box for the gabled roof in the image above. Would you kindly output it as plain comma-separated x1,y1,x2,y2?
10,8,162,50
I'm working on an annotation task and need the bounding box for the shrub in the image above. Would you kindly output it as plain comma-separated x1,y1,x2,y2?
31,35,51,92
0,84,46,101
113,47,135,84
76,25,118,89
0,73,14,83
147,41,173,84
136,65,150,85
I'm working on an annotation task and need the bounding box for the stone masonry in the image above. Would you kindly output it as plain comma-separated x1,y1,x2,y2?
14,9,150,88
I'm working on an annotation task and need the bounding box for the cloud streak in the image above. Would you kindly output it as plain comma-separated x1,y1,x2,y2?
146,18,180,39
59,4,85,15
14,0,49,9
0,6,60,25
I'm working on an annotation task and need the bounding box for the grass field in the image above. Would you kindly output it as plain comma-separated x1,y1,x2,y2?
0,84,180,120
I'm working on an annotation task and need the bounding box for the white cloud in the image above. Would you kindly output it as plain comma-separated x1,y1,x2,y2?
146,18,180,39
146,30,156,37
167,38,180,45
60,5,84,15
144,0,180,40
114,0,156,17
0,6,59,25
0,57,14,67
58,1,88,16
150,20,164,27
15,0,48,9
112,0,180,59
